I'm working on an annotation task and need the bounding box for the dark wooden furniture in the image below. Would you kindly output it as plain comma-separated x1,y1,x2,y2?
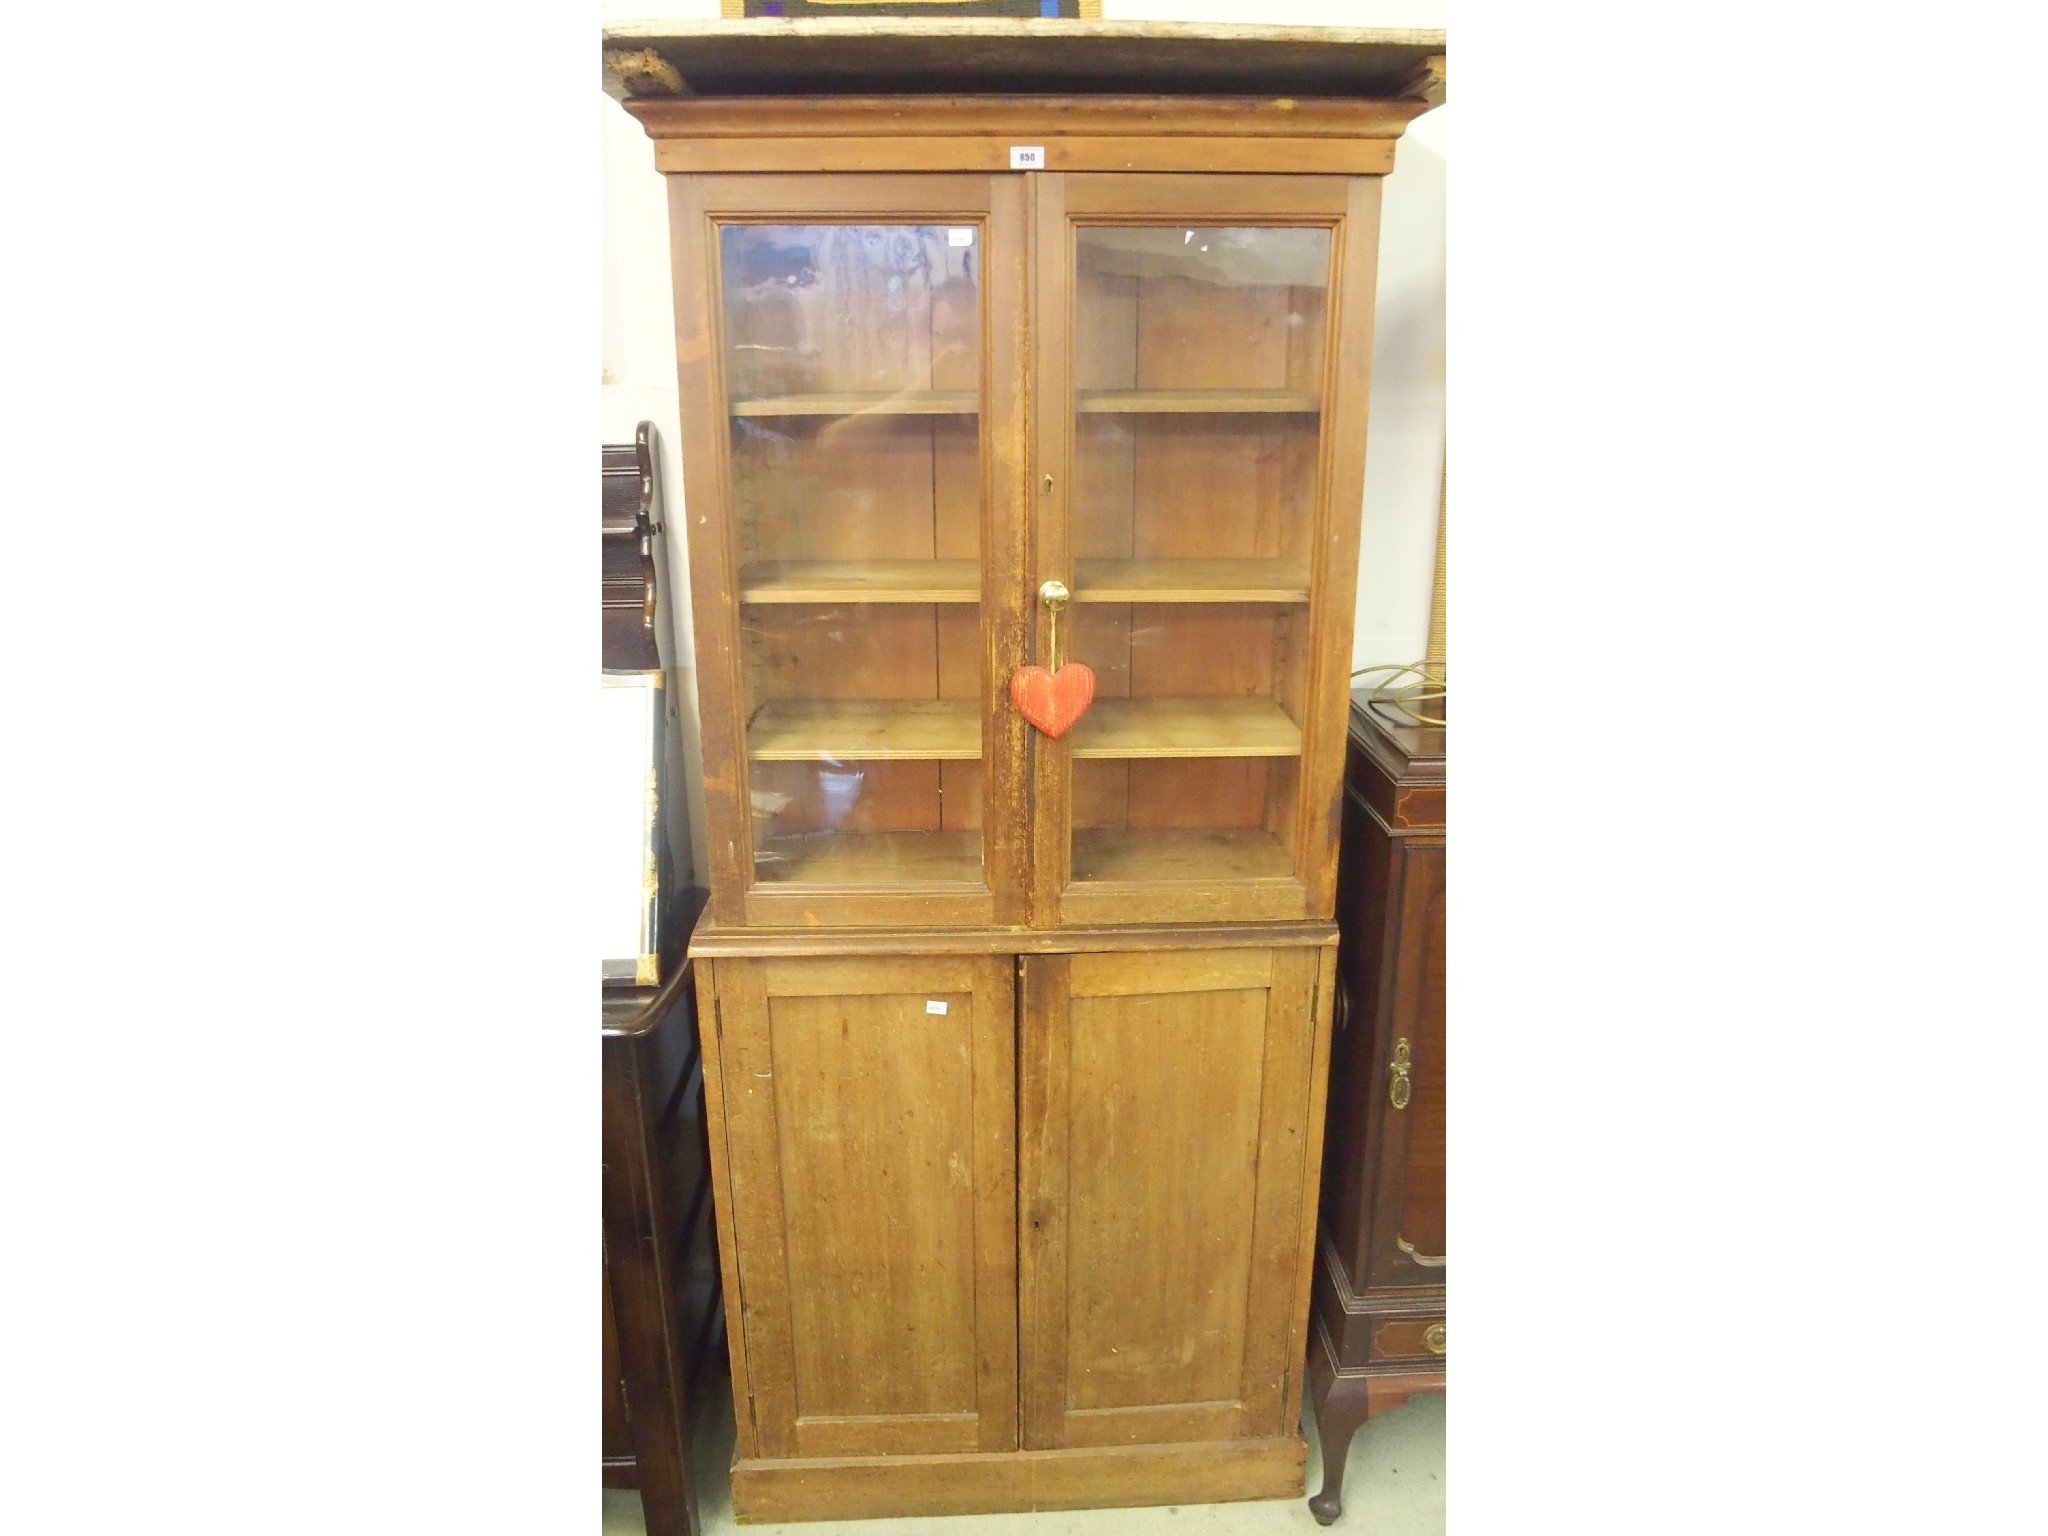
1306,689,1445,1524
603,423,662,672
604,21,1446,1523
602,954,721,1536
601,427,719,1536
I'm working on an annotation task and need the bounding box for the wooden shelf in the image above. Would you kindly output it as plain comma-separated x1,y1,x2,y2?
739,560,980,605
1070,827,1295,884
737,559,1304,604
755,829,984,885
748,699,980,761
730,391,978,418
1074,559,1310,604
1074,389,1319,415
1070,697,1302,759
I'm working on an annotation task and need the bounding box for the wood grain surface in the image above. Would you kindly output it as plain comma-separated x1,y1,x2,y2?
604,20,1446,103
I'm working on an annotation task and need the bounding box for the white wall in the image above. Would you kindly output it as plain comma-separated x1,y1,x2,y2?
601,2,1446,880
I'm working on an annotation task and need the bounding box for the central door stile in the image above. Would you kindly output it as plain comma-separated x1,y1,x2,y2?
1026,172,1074,928
985,172,1035,927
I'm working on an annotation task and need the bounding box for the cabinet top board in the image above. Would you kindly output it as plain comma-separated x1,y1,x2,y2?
1349,689,1445,786
601,19,1446,104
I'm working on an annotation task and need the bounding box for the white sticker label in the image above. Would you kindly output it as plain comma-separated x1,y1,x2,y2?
1009,145,1046,170
926,1000,949,1015
948,227,975,247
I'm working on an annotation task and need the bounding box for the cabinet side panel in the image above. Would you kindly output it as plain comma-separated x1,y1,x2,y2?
601,1255,631,1466
693,960,758,1459
1325,760,1395,1282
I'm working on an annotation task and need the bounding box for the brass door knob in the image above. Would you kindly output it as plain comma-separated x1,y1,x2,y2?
1423,1323,1446,1356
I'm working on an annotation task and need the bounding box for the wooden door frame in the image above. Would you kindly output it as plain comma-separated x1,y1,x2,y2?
664,173,1032,929
1025,172,1384,929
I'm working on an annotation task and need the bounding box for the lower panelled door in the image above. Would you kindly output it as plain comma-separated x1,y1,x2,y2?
710,955,1018,1457
1018,945,1330,1448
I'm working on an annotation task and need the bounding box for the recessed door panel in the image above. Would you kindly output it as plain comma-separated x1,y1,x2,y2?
711,955,1018,1457
1019,945,1330,1449
1368,845,1448,1288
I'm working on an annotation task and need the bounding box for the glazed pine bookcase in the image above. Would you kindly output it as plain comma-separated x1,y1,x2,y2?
605,19,1445,1523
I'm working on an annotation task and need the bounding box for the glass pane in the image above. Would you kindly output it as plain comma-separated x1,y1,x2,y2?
1065,225,1331,887
720,223,985,889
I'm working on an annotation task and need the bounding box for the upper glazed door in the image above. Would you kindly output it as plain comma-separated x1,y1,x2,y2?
672,175,1030,930
1029,175,1383,928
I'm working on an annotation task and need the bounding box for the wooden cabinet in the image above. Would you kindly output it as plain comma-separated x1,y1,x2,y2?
652,164,1385,934
699,938,1335,1520
605,18,1445,1524
1306,693,1447,1525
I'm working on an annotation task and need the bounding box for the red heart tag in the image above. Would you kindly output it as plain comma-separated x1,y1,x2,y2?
1010,662,1096,739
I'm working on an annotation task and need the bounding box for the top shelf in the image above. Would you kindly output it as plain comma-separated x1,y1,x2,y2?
1075,389,1319,416
731,391,978,418
731,389,1315,419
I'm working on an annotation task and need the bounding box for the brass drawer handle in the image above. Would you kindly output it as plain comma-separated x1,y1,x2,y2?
1396,1234,1446,1269
1388,1036,1412,1110
1423,1323,1446,1356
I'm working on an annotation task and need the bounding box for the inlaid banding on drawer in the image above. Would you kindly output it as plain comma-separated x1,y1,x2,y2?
1370,1317,1447,1361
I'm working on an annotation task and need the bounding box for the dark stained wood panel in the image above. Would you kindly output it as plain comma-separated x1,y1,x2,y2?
602,959,720,1536
603,20,1447,102
1305,691,1446,1525
1396,880,1446,1259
